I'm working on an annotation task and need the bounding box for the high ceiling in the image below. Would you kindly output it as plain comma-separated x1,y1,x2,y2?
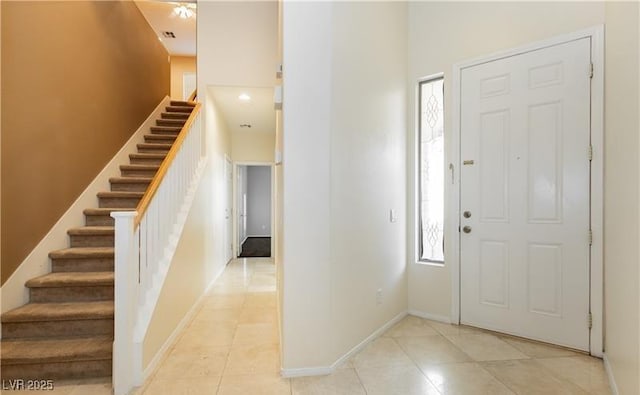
135,0,196,56
210,87,276,135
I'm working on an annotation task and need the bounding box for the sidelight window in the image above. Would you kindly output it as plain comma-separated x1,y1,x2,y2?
417,76,445,263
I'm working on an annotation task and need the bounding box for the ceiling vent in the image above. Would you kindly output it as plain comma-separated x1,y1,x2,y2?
240,124,252,128
162,31,176,38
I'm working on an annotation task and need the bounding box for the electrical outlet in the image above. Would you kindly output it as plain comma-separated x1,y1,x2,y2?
376,288,383,305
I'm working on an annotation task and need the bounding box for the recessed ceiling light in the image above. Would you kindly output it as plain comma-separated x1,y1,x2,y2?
238,93,251,102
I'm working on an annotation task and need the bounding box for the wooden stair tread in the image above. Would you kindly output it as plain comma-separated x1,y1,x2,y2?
169,100,196,107
129,153,166,159
120,164,160,171
26,272,114,288
96,191,144,198
149,129,180,136
165,106,193,113
137,143,173,149
67,226,114,236
2,301,113,323
161,112,189,119
145,134,177,140
1,336,112,365
109,177,153,183
84,208,135,214
49,247,114,259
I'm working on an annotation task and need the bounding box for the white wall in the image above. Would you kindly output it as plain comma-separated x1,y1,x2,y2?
282,1,408,371
603,3,640,394
246,166,271,237
407,0,605,320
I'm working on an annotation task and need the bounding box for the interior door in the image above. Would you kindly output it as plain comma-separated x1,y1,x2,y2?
460,38,592,350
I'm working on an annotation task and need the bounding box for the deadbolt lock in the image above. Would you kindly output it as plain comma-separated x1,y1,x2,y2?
463,211,472,218
463,226,472,234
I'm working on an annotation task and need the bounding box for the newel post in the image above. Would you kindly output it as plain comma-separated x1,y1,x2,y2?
111,211,139,395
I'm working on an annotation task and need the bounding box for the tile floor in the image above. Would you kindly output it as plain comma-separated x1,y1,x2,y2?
5,257,612,394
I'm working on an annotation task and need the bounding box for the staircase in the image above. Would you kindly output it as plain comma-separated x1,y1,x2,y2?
0,101,196,381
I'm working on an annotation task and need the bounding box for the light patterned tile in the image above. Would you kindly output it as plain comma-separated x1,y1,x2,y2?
356,365,440,395
153,346,229,379
200,295,246,310
291,368,366,395
482,359,589,394
536,356,612,394
224,343,281,375
245,293,277,308
217,374,290,395
173,322,237,349
444,333,529,361
238,307,278,324
428,321,486,336
421,362,515,395
383,316,440,337
232,322,279,346
395,335,472,366
499,336,581,358
141,377,219,395
351,338,414,369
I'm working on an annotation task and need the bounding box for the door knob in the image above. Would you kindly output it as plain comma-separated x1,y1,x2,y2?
463,211,472,218
463,226,472,234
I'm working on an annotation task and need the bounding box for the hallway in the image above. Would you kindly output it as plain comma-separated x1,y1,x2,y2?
133,257,611,394
137,258,284,394
5,257,611,394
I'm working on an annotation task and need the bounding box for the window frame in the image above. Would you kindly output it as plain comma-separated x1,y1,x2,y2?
415,73,445,266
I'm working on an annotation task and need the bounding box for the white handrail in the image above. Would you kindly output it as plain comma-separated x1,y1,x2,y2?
111,106,204,395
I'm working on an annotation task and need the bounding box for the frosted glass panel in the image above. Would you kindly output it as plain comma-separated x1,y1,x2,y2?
419,77,444,263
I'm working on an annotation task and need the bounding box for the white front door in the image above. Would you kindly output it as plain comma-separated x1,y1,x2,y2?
460,38,591,350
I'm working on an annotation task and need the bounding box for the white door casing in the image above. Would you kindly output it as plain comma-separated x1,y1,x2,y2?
224,157,233,263
453,30,603,353
237,165,248,256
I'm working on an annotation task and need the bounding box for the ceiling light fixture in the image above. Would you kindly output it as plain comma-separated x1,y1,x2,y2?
173,3,196,19
238,93,251,102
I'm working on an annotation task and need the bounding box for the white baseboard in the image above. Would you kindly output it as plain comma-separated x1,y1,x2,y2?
281,310,408,378
408,309,451,324
0,96,171,320
281,366,334,378
603,353,620,395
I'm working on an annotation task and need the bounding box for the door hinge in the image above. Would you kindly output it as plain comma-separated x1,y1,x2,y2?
588,229,593,246
588,145,593,161
589,62,594,79
588,312,593,329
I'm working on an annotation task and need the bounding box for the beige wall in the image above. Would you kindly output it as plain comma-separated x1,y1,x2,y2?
143,160,215,367
604,3,640,394
282,1,408,369
231,131,275,163
1,1,169,284
170,56,196,101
